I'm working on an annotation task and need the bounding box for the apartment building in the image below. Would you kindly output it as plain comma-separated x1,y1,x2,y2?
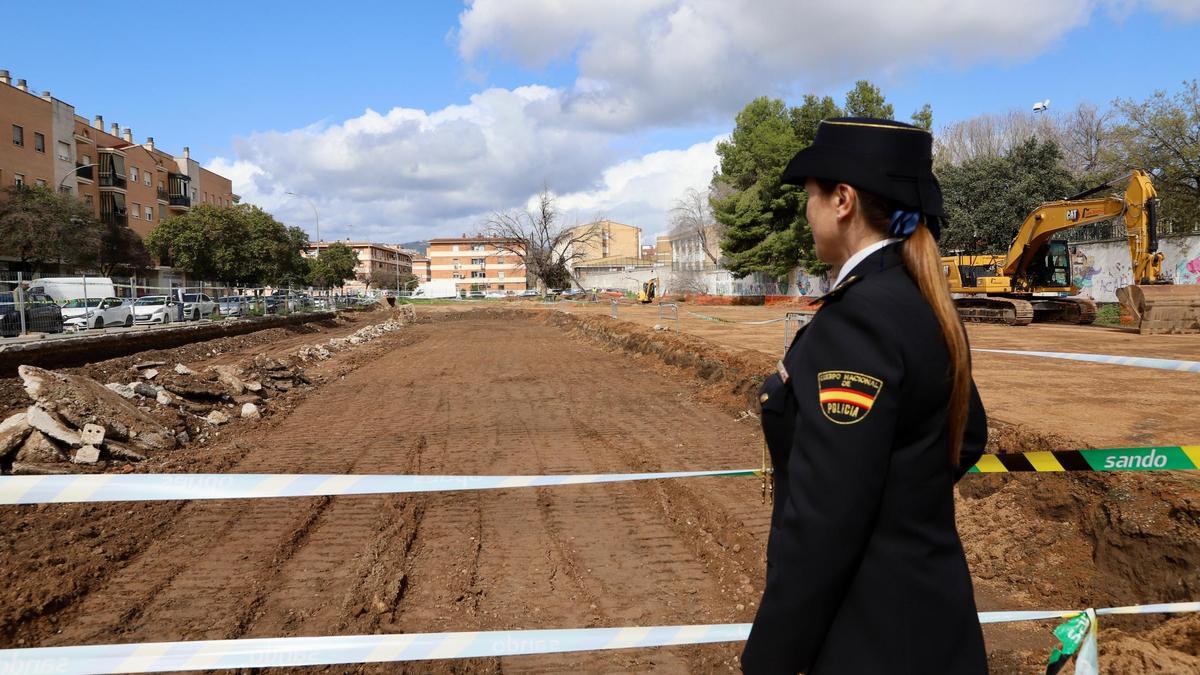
566,219,641,263
0,69,237,244
669,224,722,272
425,236,527,293
305,241,413,294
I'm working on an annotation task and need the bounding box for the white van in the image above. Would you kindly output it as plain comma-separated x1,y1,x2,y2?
28,277,117,304
412,280,459,299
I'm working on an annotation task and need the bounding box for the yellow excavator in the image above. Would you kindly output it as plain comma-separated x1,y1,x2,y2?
943,170,1200,333
637,278,659,304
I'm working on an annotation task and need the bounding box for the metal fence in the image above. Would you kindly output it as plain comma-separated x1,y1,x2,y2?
0,272,370,341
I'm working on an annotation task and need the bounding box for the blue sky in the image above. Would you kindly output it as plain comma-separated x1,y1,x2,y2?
4,1,1199,241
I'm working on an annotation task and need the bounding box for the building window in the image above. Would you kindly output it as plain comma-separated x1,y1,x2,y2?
81,154,91,166
57,141,70,161
498,271,505,279
471,271,486,278
13,173,24,186
130,166,138,182
144,172,151,186
12,125,23,147
471,258,485,265
34,133,45,153
34,179,46,187
85,194,94,206
131,202,140,219
144,205,153,221
472,244,485,251
452,244,460,252
60,186,71,195
452,272,462,279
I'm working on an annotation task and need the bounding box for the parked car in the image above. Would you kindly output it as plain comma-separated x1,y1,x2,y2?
217,295,252,317
519,289,540,298
484,291,507,299
61,297,133,329
132,296,179,324
27,277,117,304
466,290,485,299
0,291,64,337
181,293,216,321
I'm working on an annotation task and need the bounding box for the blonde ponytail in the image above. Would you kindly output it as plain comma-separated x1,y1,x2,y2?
902,225,971,465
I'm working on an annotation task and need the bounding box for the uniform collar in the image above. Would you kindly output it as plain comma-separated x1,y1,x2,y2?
833,237,903,287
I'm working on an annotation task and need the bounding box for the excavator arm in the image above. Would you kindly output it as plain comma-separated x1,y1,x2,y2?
1000,196,1125,278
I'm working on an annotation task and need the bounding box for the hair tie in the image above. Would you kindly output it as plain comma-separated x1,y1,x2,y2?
888,210,922,238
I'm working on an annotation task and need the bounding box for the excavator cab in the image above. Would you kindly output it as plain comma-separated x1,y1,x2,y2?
1024,240,1073,290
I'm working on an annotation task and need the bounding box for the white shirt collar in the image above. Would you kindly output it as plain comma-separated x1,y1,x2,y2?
833,237,903,288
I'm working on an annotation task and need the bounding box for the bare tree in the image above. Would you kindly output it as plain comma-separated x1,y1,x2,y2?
934,109,1056,166
668,187,724,266
1055,102,1113,177
484,188,601,290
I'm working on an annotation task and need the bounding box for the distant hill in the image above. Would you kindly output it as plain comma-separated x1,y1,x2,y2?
399,241,429,255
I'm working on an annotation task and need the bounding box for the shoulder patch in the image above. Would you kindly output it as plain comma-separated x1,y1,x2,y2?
817,370,883,425
814,275,863,306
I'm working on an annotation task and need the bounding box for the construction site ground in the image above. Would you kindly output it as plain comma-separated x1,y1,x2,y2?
1,302,1197,673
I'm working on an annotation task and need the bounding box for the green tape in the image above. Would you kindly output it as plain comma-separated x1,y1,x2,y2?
1045,612,1092,675
1080,446,1193,471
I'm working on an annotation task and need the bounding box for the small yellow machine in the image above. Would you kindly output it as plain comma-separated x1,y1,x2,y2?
637,278,659,304
943,170,1200,333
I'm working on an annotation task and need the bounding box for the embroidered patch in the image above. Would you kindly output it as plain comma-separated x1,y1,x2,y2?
817,370,883,425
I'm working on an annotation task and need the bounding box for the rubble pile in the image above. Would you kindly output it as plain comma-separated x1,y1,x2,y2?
296,317,405,361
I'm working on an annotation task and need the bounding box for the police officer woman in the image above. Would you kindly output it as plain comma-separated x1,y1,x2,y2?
741,118,988,674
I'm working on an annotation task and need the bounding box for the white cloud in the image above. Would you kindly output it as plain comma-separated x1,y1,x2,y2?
554,136,722,236
457,0,1196,129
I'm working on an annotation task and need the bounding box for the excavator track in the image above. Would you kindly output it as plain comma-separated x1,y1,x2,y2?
1029,296,1098,325
953,297,1034,326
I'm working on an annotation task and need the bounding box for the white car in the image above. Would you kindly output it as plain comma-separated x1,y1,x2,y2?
132,296,179,324
181,293,216,321
484,291,507,299
61,297,133,329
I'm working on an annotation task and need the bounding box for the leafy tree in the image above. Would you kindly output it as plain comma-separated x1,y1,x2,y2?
307,242,358,289
0,185,101,272
844,80,894,119
911,103,934,131
715,83,898,277
97,218,151,276
938,138,1079,253
1110,80,1200,228
146,204,249,283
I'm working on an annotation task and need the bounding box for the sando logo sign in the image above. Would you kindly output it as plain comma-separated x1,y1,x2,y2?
817,370,883,425
1094,447,1190,471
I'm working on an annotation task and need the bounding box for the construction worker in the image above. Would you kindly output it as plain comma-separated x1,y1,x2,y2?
742,118,988,674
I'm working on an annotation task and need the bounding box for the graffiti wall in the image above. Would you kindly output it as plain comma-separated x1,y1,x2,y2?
1071,234,1200,303
789,268,834,297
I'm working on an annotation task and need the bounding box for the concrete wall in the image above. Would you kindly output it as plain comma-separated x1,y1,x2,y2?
1071,234,1200,302
48,97,76,191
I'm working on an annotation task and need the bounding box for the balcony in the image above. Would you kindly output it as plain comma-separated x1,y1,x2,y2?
100,210,127,228
75,164,94,182
169,194,191,208
157,188,169,202
98,172,127,190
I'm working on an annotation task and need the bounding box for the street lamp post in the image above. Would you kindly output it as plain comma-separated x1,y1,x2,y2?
285,191,320,248
57,162,96,192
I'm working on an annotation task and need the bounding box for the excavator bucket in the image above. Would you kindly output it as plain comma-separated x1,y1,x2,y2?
1117,284,1200,335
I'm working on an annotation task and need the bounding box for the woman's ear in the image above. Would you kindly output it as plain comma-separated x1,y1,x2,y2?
834,183,856,220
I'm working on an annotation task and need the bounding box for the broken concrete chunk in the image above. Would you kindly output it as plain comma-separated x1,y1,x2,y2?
105,383,136,399
72,445,101,464
104,441,146,462
240,402,260,419
131,361,167,370
205,410,230,425
10,461,73,475
14,430,68,463
133,382,162,398
210,365,246,396
26,406,81,447
0,413,32,459
174,364,195,375
156,390,177,406
80,423,106,447
140,369,159,380
244,381,263,393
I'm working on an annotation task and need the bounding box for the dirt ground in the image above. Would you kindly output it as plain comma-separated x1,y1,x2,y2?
0,305,1196,673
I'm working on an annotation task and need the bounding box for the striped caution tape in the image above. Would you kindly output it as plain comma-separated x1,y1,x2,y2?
973,348,1200,373
0,469,758,505
967,445,1200,473
683,310,787,325
1,602,1194,674
1,445,1197,505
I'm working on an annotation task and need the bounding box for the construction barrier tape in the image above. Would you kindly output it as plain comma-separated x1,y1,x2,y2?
966,445,1200,473
683,310,787,325
1,602,1195,674
2,445,1199,505
0,469,759,505
973,348,1200,373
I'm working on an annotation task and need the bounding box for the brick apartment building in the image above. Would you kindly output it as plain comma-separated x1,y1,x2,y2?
0,69,236,251
425,236,527,293
304,241,413,294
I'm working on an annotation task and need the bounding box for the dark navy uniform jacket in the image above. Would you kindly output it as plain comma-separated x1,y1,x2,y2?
741,243,988,675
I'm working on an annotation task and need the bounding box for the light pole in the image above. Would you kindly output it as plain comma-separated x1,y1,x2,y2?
285,191,320,247
58,162,97,192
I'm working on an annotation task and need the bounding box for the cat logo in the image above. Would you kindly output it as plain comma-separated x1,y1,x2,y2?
1065,209,1080,222
817,370,883,425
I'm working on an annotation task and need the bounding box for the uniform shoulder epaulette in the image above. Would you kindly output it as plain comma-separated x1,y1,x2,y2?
813,275,862,306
